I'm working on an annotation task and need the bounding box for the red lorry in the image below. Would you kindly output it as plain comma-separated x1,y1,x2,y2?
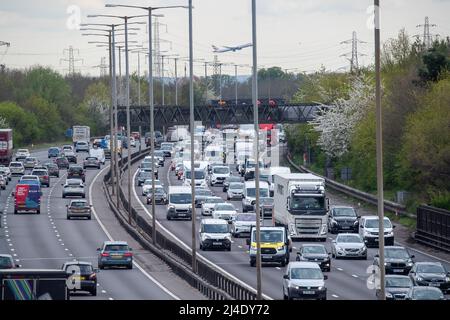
259,124,277,146
0,129,13,165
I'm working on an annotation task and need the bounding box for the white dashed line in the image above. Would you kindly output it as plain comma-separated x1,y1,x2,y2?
352,274,358,278
332,294,339,298
337,267,343,271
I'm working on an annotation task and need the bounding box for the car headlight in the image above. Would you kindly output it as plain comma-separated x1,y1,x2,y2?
416,276,423,282
168,205,175,210
331,219,337,225
407,262,414,267
384,262,391,266
277,246,285,251
250,244,257,250
318,286,324,290
446,277,450,282
202,234,211,240
386,292,393,298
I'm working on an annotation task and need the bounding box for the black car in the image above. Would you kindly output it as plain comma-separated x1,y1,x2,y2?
64,151,77,163
55,156,70,169
409,262,450,293
137,169,157,186
222,176,242,192
376,275,413,300
405,286,445,300
68,165,86,182
373,246,415,275
44,162,60,178
194,188,213,208
328,206,359,233
62,261,98,296
296,244,331,272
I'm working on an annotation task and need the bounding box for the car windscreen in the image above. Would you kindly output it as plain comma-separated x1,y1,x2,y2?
412,288,443,300
196,189,212,196
365,218,392,229
333,207,357,217
139,172,153,178
105,245,129,252
18,149,28,153
185,171,205,180
170,193,191,204
290,268,323,280
253,230,284,242
65,264,93,274
213,167,229,174
31,171,46,176
385,248,410,259
290,196,325,211
154,151,164,157
0,256,13,268
386,277,412,288
236,214,256,222
203,224,228,233
154,188,165,194
70,201,87,208
260,198,274,205
70,167,83,173
246,188,269,198
10,163,23,167
416,264,445,274
215,204,235,211
66,183,82,188
229,183,243,190
336,235,362,243
205,198,223,204
303,246,327,254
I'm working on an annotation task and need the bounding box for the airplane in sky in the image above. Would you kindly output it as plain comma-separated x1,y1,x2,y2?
212,43,253,53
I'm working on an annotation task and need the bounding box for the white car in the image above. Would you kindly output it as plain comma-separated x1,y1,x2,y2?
0,166,12,181
9,161,25,176
359,216,395,247
231,213,257,238
209,165,231,186
282,262,328,300
227,182,244,200
141,179,163,196
15,148,30,161
212,203,237,223
201,196,224,216
199,219,232,251
331,233,367,259
130,137,136,147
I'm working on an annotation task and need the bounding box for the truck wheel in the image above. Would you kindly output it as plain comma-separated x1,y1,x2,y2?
14,209,17,215
90,287,97,296
280,260,286,267
37,209,40,215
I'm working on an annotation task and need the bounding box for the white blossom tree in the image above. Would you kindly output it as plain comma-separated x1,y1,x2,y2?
311,76,375,158
0,116,9,129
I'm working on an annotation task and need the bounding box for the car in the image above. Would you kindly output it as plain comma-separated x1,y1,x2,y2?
55,156,70,169
201,196,225,216
23,157,39,169
194,188,213,207
15,148,30,161
259,197,274,218
140,160,159,170
131,131,140,140
153,150,165,166
376,275,413,300
75,141,90,153
62,261,98,296
166,186,193,220
359,216,395,247
0,165,12,181
231,213,257,238
44,162,60,178
409,262,450,293
373,246,415,275
146,186,168,205
227,182,244,200
296,244,331,272
66,199,92,220
328,206,360,233
0,254,19,269
130,136,136,147
68,165,86,182
0,175,6,190
141,179,163,196
62,145,74,152
9,161,25,176
64,150,77,163
209,165,231,186
62,179,85,198
404,286,445,300
199,219,232,251
48,147,60,158
137,170,157,186
97,241,133,269
212,203,237,223
31,169,50,187
160,142,175,157
331,233,367,259
19,175,41,186
93,139,102,148
283,261,328,300
83,156,101,169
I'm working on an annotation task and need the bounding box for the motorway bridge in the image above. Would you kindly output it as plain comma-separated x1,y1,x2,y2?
117,103,324,131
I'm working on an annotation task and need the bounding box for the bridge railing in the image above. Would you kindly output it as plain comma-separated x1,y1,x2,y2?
416,205,450,253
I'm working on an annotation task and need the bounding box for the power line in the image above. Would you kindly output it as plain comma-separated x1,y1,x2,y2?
416,16,438,49
60,46,83,75
340,31,366,73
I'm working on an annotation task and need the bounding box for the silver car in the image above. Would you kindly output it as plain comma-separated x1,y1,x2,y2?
231,213,257,238
0,175,6,190
331,233,367,259
0,165,12,181
201,196,224,216
227,182,244,200
66,199,92,220
283,262,327,300
9,161,25,175
62,179,86,198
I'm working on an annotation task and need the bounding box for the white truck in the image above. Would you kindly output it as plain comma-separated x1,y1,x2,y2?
273,173,329,241
72,126,90,145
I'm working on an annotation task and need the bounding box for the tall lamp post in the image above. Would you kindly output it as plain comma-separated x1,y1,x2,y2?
104,3,188,246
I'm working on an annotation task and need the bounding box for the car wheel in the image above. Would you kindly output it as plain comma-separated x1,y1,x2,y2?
127,263,133,269
14,209,17,215
82,195,85,198
227,196,230,200
283,292,288,300
67,215,70,220
36,210,40,215
99,264,104,270
200,243,203,250
250,260,256,267
243,207,247,213
332,252,335,259
227,247,231,252
280,260,286,267
88,216,91,220
63,195,66,198
167,216,171,221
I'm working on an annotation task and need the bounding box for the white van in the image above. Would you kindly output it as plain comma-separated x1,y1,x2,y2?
199,218,232,251
89,148,105,164
242,180,270,212
167,186,192,220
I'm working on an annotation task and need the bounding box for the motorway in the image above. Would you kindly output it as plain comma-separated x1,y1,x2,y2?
127,152,450,300
0,146,202,300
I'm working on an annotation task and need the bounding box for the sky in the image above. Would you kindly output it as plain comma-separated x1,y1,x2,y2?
1,0,449,77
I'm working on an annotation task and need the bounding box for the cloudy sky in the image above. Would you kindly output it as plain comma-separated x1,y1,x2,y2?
1,0,449,77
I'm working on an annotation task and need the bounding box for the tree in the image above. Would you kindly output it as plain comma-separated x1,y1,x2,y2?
418,40,450,83
0,116,9,129
0,102,41,145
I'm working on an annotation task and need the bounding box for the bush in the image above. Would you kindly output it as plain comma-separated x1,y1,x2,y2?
430,191,450,211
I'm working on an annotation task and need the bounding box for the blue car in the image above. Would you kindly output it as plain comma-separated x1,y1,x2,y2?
48,147,60,158
97,241,133,269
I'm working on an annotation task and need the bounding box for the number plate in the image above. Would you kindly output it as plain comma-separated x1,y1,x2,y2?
430,283,440,287
262,256,273,260
342,226,350,229
302,290,315,295
212,242,222,246
393,269,403,273
178,214,187,216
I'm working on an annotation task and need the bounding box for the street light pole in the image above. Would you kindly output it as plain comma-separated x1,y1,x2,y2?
204,62,208,104
374,0,385,300
137,51,141,105
235,64,238,106
161,55,165,105
252,0,262,300
219,63,223,101
188,0,197,274
174,57,178,105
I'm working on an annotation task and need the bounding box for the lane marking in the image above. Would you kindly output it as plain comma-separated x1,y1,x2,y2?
352,274,358,278
90,166,180,301
337,267,343,271
332,294,339,298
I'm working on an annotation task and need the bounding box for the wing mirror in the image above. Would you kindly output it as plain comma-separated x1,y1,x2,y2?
283,274,289,280
375,253,379,258
246,239,251,246
323,275,328,280
410,254,415,259
94,268,100,273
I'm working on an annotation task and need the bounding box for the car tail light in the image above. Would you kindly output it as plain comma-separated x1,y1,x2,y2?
101,252,109,257
44,176,48,179
123,252,133,257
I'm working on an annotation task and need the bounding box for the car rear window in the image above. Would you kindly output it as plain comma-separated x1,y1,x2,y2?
70,167,83,173
0,256,13,268
65,264,93,274
71,201,87,207
105,245,129,252
32,170,46,175
10,163,23,167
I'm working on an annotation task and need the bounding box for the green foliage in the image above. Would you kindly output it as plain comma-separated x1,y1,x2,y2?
0,102,41,145
418,40,450,83
430,191,450,211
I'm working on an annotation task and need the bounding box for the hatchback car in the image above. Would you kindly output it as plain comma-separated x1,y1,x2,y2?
97,241,133,269
373,246,415,275
55,156,70,169
62,179,85,198
231,213,257,238
9,161,25,175
194,188,213,207
44,162,60,178
331,233,367,259
68,165,86,182
23,157,39,169
212,203,238,223
15,148,30,161
222,175,242,192
62,261,98,296
0,165,12,181
405,286,445,300
328,206,359,233
137,169,157,186
66,199,92,220
296,244,331,272
31,169,50,187
83,157,101,169
48,147,60,158
64,150,77,163
227,182,244,200
201,196,224,216
376,275,413,300
75,141,90,153
0,254,19,269
409,262,450,293
146,186,168,205
283,262,327,300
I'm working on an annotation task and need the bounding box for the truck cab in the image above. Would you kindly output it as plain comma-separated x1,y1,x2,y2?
246,226,291,267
